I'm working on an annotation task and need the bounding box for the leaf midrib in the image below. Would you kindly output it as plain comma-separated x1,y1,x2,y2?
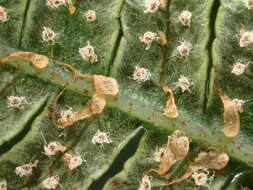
0,46,253,168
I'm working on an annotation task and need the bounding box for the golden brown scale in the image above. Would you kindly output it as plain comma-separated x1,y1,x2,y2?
218,89,241,137
66,0,76,14
162,85,179,118
214,74,242,137
164,151,229,186
158,31,168,46
145,130,189,175
0,51,49,69
54,93,106,129
49,62,118,128
93,75,119,96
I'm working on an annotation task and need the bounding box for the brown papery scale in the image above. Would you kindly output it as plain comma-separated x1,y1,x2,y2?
165,151,229,186
93,75,119,96
66,0,76,14
158,31,168,46
0,51,49,68
57,94,106,128
193,151,229,170
169,130,189,160
87,93,106,115
218,89,241,137
50,62,118,128
146,130,189,175
72,93,106,120
162,86,179,118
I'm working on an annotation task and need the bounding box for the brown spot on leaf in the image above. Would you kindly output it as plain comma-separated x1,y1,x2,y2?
244,153,249,156
36,71,42,76
50,71,58,79
158,31,168,46
128,103,133,113
113,94,118,101
83,89,89,95
181,121,187,127
110,178,122,186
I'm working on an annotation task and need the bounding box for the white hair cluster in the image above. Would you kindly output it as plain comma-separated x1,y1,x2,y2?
138,175,152,190
179,10,192,26
246,0,253,9
176,76,192,93
153,146,166,162
143,0,163,13
44,141,67,156
191,169,215,187
91,129,112,145
45,0,67,9
41,176,60,189
177,41,191,56
139,31,158,50
7,96,29,110
0,6,8,23
64,153,86,170
42,27,57,43
192,171,208,186
84,10,96,22
239,30,253,47
57,108,74,124
15,161,38,178
79,42,98,63
132,66,151,84
0,180,7,190
231,62,248,76
233,98,245,112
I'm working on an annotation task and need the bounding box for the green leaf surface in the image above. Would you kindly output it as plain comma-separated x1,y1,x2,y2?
0,0,253,189
20,0,123,75
0,0,28,47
